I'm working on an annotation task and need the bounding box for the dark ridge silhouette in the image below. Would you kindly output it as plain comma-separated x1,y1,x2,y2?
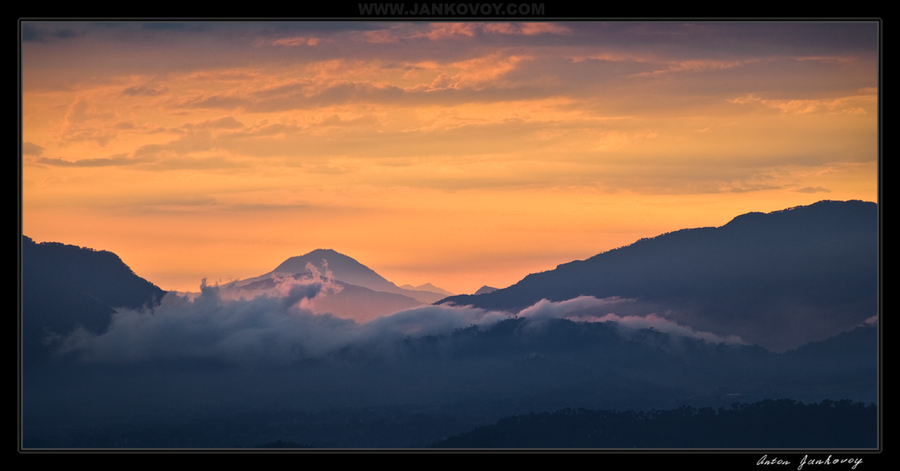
785,323,877,360
240,248,444,304
24,398,874,449
316,316,874,414
781,323,878,392
431,399,877,448
22,235,165,364
439,200,877,351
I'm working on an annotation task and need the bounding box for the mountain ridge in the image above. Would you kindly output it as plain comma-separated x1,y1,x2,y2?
22,235,166,364
399,283,454,297
438,200,877,352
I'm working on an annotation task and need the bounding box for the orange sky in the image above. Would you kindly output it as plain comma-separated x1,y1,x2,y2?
21,21,879,295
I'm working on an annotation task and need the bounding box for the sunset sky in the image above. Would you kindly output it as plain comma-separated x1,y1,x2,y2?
20,21,879,295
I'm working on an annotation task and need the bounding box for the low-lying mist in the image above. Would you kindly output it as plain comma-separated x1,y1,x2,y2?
54,269,745,367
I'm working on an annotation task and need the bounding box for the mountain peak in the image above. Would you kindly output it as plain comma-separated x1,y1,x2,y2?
271,249,366,275
474,285,499,295
399,283,455,297
305,248,343,256
263,250,445,304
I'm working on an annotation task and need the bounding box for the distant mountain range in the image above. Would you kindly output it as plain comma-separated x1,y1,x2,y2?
19,200,879,448
20,238,453,346
21,199,878,355
440,200,877,352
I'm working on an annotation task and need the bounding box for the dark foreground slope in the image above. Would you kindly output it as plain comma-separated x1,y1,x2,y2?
432,399,877,448
440,200,877,351
21,236,165,364
22,317,876,448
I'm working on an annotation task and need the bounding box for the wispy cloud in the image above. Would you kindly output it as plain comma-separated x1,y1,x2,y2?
517,296,746,345
359,22,570,44
123,85,169,97
729,92,875,115
416,22,571,40
36,154,144,167
272,36,320,46
794,186,831,194
23,141,44,156
632,59,752,78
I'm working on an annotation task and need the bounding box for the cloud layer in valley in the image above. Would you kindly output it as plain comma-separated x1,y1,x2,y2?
56,276,744,367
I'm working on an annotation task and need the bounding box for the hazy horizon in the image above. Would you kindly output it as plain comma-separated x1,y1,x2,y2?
21,196,880,298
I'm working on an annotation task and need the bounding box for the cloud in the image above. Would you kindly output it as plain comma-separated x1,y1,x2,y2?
36,154,143,167
21,23,80,42
140,156,245,171
516,296,746,345
23,141,44,156
55,98,119,146
357,22,570,45
58,272,346,367
729,93,875,115
362,29,401,44
177,116,245,131
632,59,751,78
412,23,479,41
185,69,264,82
173,78,409,112
410,23,571,41
272,36,320,46
402,54,530,93
123,85,169,97
518,23,571,36
795,186,831,194
57,286,742,367
595,130,636,152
